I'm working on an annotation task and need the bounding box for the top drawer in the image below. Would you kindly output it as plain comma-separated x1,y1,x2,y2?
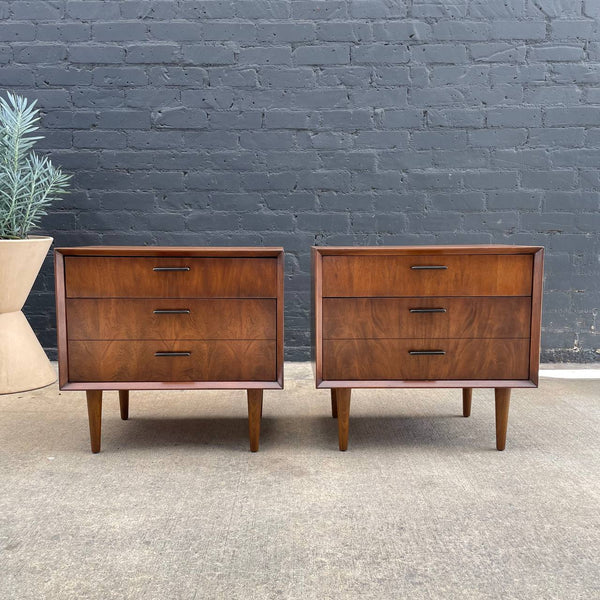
322,254,533,297
65,256,278,298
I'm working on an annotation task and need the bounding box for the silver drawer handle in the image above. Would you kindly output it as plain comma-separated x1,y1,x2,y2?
155,351,191,357
153,267,190,272
153,309,191,314
409,350,446,356
410,265,448,270
409,308,447,313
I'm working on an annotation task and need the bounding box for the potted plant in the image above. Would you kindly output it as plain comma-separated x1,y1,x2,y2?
0,92,70,393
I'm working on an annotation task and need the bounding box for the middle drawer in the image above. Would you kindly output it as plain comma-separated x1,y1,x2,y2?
67,298,276,340
323,297,531,340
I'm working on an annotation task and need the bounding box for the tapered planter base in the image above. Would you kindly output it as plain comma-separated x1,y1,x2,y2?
0,236,55,394
0,311,56,394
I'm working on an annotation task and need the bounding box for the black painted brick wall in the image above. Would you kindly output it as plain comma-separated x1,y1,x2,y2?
1,0,599,361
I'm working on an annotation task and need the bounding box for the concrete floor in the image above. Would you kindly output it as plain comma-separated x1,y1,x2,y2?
0,363,598,600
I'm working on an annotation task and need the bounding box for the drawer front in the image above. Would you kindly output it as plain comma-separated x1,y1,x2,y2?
67,298,276,341
65,257,277,298
323,339,530,381
322,254,532,297
323,297,531,340
68,340,276,382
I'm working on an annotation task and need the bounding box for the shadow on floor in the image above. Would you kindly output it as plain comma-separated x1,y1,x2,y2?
93,412,491,453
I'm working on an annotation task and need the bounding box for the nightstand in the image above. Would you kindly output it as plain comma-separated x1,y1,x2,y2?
312,245,543,451
55,247,284,453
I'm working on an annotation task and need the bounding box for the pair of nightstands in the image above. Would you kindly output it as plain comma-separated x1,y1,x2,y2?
55,245,543,454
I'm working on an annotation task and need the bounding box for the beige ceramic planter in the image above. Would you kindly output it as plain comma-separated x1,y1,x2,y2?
0,236,56,393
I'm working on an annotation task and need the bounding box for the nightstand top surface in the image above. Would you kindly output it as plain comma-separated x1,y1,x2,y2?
55,246,284,257
313,244,543,255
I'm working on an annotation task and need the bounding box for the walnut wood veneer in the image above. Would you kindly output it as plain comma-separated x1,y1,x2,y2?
312,245,544,451
55,246,284,453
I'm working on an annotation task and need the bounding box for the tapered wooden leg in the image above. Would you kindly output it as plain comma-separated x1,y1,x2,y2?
495,388,511,451
331,388,338,418
335,388,351,451
247,389,263,452
119,390,129,420
463,388,472,417
86,390,102,454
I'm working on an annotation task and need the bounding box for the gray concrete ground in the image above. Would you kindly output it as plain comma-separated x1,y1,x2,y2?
1,363,598,600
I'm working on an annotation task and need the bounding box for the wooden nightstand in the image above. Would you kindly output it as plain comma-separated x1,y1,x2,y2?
312,245,544,451
55,247,284,453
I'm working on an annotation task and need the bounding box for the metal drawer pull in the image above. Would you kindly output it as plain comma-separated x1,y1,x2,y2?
410,265,448,270
409,308,447,313
409,350,446,356
153,309,191,314
155,351,191,357
152,267,190,272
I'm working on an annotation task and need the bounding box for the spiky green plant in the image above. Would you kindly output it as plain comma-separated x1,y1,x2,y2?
0,92,70,239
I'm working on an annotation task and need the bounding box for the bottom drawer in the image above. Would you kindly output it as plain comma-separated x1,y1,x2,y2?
323,339,530,381
68,340,276,382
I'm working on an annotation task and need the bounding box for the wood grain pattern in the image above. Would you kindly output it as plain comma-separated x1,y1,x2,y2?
323,338,530,381
66,298,276,341
323,297,531,340
57,247,282,257
54,251,69,388
65,256,277,298
55,246,283,453
335,388,351,451
529,249,544,386
86,390,102,454
495,388,511,451
311,247,324,388
119,390,129,420
63,381,282,391
276,251,284,388
247,389,263,452
317,379,535,390
313,245,544,391
68,340,276,382
463,388,472,417
315,246,542,256
322,254,533,297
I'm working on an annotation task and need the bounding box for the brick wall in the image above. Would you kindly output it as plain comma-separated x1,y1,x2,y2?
1,0,598,361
